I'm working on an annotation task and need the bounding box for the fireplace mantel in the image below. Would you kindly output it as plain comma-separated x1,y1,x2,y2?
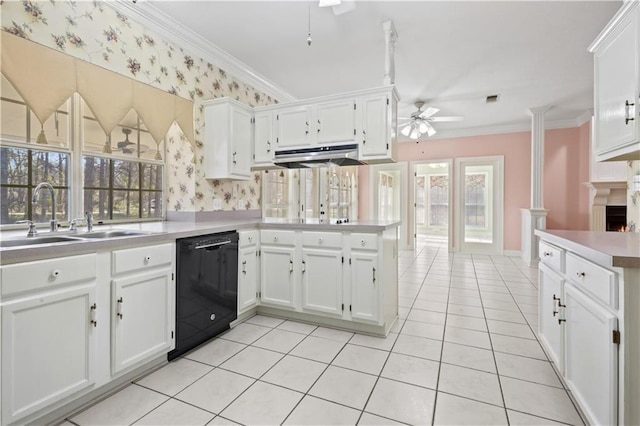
584,181,628,231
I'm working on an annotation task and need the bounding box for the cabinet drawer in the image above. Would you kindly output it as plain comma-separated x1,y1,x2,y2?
112,243,173,275
1,253,97,296
566,252,617,309
260,230,296,246
350,233,378,251
539,241,564,272
239,230,258,248
302,231,342,248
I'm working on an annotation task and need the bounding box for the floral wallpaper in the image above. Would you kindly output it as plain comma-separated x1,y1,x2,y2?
1,0,277,212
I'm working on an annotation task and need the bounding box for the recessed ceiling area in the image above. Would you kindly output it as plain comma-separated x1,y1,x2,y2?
137,0,621,140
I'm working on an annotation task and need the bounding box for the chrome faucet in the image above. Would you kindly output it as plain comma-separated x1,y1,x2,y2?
85,211,94,232
32,182,57,232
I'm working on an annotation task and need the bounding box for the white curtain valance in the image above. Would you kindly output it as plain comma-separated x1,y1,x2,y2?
0,32,194,145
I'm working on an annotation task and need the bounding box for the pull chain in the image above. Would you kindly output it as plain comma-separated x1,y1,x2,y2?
306,3,312,46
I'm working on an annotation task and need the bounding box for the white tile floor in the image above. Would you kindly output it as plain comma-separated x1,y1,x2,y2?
64,236,586,426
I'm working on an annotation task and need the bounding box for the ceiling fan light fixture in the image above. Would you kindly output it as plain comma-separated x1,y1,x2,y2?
409,125,421,140
418,120,428,134
400,124,411,137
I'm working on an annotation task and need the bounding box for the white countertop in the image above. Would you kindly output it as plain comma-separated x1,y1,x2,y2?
535,230,640,269
0,219,401,264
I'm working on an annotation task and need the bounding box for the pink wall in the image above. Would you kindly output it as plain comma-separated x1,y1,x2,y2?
359,126,590,251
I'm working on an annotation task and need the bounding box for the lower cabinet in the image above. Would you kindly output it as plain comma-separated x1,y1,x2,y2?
238,245,259,314
1,285,97,424
260,244,297,309
564,282,618,426
537,239,621,426
111,269,173,375
538,263,565,370
350,251,379,323
301,246,343,316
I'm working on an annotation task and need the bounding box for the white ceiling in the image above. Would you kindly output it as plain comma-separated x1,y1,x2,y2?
135,0,621,141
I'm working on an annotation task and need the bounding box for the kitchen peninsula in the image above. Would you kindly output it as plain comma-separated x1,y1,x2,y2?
535,229,640,426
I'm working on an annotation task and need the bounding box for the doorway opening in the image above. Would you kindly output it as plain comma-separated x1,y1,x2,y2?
412,160,452,253
369,163,409,250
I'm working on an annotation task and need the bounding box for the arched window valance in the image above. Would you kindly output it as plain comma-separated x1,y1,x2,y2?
1,32,194,146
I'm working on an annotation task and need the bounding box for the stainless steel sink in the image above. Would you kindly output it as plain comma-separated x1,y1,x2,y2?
1,236,84,247
78,230,150,239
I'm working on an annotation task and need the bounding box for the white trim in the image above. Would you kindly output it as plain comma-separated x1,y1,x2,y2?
455,156,504,255
368,162,409,250
588,0,637,52
110,1,296,103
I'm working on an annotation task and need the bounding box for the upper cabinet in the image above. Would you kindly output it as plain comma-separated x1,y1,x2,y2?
254,85,398,167
203,98,253,180
590,1,640,162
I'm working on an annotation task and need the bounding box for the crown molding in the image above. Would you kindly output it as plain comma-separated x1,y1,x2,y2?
110,1,296,103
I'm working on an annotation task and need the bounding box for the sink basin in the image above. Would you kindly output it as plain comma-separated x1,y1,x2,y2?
78,230,150,239
1,236,83,247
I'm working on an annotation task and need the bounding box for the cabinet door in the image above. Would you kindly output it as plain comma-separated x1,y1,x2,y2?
594,5,639,159
350,251,379,323
301,247,343,316
2,285,96,423
564,283,618,426
231,105,253,178
238,246,258,314
260,245,296,309
276,106,312,149
254,111,274,165
538,264,565,370
316,99,356,145
359,94,390,159
112,269,174,374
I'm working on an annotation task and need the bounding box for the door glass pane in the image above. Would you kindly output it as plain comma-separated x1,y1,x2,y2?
415,175,425,226
429,175,448,227
463,165,492,244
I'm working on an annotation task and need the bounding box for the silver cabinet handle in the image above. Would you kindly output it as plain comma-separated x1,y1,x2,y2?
576,271,585,278
266,141,271,153
625,100,636,125
144,255,151,264
90,303,97,327
317,119,321,133
242,260,247,274
373,267,376,285
195,240,231,249
543,251,552,257
305,121,309,135
289,259,293,273
116,297,123,319
233,152,237,164
302,260,306,273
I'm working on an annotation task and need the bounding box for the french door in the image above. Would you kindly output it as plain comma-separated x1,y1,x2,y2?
455,156,504,254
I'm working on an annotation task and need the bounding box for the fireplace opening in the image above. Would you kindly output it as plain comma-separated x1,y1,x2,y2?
606,205,627,232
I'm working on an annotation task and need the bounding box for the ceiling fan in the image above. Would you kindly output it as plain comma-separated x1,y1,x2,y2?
113,128,148,155
399,102,464,140
318,0,355,16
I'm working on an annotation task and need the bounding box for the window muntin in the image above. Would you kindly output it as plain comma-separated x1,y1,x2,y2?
262,169,291,218
0,146,70,224
428,174,449,227
464,172,487,228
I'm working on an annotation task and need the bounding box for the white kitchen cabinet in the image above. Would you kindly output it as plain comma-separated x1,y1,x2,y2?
111,269,173,375
238,231,259,314
590,1,640,161
253,110,275,166
316,99,357,145
1,254,98,424
358,91,397,162
275,105,312,149
301,240,343,317
563,282,618,426
260,230,297,309
111,243,174,375
349,251,379,323
204,97,253,180
538,263,565,370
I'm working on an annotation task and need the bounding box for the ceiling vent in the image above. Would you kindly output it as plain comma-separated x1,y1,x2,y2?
486,94,500,104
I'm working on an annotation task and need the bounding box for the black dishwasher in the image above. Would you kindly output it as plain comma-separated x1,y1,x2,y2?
168,231,239,361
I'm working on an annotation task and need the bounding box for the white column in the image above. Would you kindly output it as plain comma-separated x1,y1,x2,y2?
382,20,397,86
521,106,550,267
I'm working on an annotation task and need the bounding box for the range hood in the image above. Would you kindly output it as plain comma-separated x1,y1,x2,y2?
274,143,365,168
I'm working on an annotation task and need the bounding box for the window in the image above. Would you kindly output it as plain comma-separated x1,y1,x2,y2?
0,75,165,228
464,173,487,227
0,146,70,224
262,166,358,221
428,174,448,227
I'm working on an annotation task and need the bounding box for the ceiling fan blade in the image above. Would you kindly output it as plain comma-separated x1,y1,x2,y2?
400,123,412,137
419,107,439,119
425,122,437,137
429,116,464,122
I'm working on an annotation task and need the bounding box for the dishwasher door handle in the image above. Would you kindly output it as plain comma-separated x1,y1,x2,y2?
194,240,232,250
